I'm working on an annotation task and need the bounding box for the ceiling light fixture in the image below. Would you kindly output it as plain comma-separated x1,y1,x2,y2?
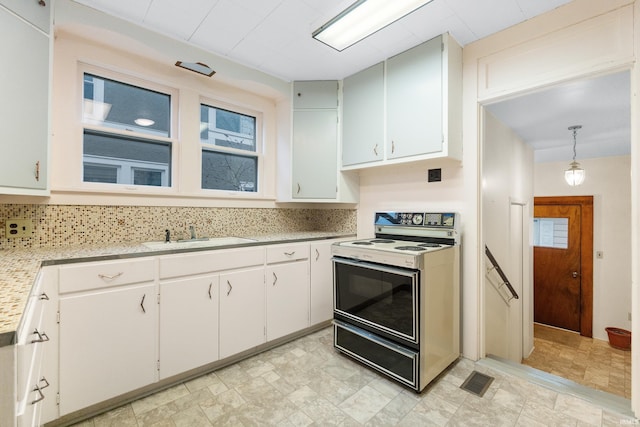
312,0,434,51
134,118,155,127
175,61,216,77
564,125,585,186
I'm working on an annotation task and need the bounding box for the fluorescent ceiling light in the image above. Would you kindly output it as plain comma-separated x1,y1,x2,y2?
313,0,433,51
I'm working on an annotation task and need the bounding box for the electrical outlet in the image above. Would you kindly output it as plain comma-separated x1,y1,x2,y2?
5,219,33,238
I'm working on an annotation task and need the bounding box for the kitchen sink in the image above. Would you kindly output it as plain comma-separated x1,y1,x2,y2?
142,236,257,250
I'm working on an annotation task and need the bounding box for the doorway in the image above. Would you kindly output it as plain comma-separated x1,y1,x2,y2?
533,196,593,337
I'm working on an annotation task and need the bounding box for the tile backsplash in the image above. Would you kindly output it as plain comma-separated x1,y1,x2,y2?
0,205,356,249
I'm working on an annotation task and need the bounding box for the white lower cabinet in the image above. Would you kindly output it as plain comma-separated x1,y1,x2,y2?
58,283,158,416
219,267,266,359
159,275,219,380
309,240,338,325
266,261,309,341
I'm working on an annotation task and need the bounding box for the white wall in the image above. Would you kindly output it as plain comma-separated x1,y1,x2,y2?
482,111,534,360
534,155,632,340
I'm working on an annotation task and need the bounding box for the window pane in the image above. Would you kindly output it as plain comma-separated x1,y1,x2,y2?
202,150,257,192
83,73,170,137
533,217,569,249
84,164,118,183
200,105,256,152
83,130,171,186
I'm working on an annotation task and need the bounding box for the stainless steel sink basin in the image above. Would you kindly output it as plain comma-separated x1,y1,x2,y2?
142,236,256,250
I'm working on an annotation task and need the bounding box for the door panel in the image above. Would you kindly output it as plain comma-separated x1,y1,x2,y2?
533,204,581,331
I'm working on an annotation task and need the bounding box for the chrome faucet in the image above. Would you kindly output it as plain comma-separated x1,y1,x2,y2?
189,225,196,240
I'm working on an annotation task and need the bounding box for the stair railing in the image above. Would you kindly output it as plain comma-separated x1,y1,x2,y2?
485,245,519,303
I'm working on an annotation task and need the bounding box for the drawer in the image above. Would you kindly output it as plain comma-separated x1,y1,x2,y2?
59,258,156,294
266,243,310,264
160,247,265,279
16,300,46,416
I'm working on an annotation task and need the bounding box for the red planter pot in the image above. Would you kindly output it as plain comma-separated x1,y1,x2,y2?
605,327,631,350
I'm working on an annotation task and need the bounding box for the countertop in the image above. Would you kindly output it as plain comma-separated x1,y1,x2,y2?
0,232,354,346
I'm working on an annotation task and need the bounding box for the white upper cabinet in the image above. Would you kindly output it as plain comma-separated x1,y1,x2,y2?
0,2,51,195
286,81,359,203
386,37,443,160
342,62,384,167
341,33,462,170
1,0,50,33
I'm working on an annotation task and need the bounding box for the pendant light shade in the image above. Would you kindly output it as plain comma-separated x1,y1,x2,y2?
564,125,585,186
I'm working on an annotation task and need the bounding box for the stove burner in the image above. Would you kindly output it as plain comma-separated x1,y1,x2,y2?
418,243,441,248
352,241,374,245
394,246,426,252
370,239,395,243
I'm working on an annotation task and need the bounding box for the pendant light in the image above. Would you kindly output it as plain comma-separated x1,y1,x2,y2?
564,125,585,186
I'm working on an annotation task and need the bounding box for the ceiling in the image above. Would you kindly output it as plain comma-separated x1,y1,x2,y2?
68,0,630,162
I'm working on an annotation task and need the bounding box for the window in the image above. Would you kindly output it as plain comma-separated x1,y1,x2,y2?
200,104,259,192
533,217,569,249
82,72,173,187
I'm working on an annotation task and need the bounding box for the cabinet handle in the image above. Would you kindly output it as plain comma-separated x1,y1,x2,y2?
31,329,49,343
226,280,232,296
391,141,395,154
272,272,278,286
284,251,295,256
35,161,40,181
208,283,212,300
297,183,301,194
140,294,146,313
315,248,320,261
98,272,123,280
373,144,378,156
31,377,49,405
39,292,49,300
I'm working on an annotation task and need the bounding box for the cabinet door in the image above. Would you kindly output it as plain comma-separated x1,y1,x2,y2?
159,276,219,380
386,36,443,160
292,110,338,199
266,261,309,341
0,0,50,33
0,5,49,192
219,268,265,359
309,241,335,325
293,81,338,109
342,62,384,167
58,283,157,415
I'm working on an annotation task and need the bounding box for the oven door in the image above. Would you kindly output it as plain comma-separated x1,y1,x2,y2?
333,257,419,344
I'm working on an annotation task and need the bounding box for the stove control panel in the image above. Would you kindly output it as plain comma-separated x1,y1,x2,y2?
374,212,456,228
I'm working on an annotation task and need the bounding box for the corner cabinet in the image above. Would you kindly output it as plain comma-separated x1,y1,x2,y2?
341,33,462,170
286,81,359,203
0,1,51,195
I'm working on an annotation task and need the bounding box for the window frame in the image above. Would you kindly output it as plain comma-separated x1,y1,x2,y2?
199,97,264,195
78,63,179,193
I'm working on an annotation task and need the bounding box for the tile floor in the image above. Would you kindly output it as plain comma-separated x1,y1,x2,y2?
522,324,632,399
70,327,636,426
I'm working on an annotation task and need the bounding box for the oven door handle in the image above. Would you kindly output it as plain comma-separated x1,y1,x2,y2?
332,257,419,277
333,320,417,359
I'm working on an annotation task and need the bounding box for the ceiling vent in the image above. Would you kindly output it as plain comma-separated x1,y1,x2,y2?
175,61,216,77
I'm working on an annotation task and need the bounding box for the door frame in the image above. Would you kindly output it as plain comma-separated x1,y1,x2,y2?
534,195,593,337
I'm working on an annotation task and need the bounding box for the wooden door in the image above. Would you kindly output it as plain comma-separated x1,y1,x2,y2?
533,196,593,337
534,204,581,331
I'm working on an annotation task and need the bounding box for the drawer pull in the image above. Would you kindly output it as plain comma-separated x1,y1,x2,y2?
208,283,212,300
315,248,320,261
98,272,124,280
140,294,146,313
284,251,295,256
272,272,278,286
39,292,50,300
31,329,49,343
226,280,232,296
31,377,49,405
